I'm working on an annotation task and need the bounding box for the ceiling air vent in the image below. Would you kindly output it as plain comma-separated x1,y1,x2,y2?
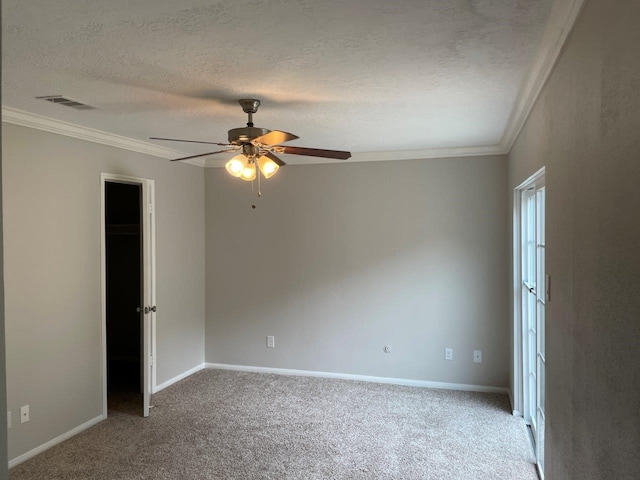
36,95,96,110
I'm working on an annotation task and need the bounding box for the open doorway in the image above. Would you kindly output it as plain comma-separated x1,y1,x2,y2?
105,181,143,414
101,174,156,418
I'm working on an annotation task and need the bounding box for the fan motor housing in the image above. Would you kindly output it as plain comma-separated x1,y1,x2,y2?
228,127,270,145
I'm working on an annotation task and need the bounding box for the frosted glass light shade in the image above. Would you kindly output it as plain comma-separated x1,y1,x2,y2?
225,155,246,177
240,162,256,181
257,155,280,179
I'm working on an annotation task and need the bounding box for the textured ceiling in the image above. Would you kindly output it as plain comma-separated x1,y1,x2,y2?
2,0,553,162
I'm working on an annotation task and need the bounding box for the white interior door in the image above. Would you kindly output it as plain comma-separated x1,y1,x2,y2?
519,174,546,477
141,181,155,417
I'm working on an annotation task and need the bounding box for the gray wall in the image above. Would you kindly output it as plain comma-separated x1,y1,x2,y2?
0,133,8,477
508,0,640,477
2,124,206,461
205,156,509,387
0,14,9,476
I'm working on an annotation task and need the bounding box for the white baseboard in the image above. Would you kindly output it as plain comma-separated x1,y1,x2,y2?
8,363,206,469
153,363,205,393
9,414,105,469
6,364,506,470
205,363,509,395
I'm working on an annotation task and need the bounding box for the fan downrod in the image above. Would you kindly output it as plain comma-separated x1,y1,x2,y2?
239,99,260,127
228,98,268,143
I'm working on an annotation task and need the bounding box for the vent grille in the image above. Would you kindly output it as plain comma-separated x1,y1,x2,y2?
36,95,96,110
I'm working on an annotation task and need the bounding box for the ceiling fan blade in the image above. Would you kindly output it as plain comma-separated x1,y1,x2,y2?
171,149,236,162
151,137,231,146
280,146,351,160
265,151,286,166
253,130,299,146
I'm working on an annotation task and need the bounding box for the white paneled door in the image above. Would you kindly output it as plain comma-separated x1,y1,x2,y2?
520,174,546,478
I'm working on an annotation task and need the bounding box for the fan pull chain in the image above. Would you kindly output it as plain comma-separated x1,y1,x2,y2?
257,162,262,197
250,157,261,208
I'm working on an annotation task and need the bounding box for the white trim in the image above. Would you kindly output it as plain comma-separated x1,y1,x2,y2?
512,187,524,418
8,415,104,469
501,0,587,152
201,145,508,168
205,363,509,394
100,177,109,419
1,107,506,167
153,363,206,393
202,144,508,168
508,389,522,417
1,107,204,167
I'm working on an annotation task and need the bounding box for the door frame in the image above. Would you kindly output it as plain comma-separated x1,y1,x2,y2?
100,173,157,417
512,166,545,417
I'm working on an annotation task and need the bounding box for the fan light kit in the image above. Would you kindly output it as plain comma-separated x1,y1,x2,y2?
151,99,352,197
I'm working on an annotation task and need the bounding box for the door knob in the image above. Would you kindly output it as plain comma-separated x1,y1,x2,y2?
137,306,157,314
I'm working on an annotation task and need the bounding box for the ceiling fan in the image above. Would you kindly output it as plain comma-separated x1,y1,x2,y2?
150,99,351,183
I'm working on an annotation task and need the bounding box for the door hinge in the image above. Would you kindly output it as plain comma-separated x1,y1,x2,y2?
149,355,154,367
148,203,153,214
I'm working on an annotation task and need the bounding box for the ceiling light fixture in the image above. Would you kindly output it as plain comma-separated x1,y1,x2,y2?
223,142,281,195
225,154,246,178
152,98,351,199
239,159,257,182
224,152,280,182
257,155,280,179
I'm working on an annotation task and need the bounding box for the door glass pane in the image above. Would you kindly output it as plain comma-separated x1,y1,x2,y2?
537,408,545,472
538,359,546,472
529,197,536,288
529,372,537,430
522,189,536,288
538,359,545,414
529,331,536,372
538,305,545,358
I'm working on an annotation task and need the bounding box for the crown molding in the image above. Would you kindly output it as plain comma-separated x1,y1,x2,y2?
1,107,205,167
500,0,587,152
200,144,507,168
1,106,507,166
349,144,508,163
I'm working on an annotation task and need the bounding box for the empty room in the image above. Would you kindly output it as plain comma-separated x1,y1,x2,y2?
1,0,638,479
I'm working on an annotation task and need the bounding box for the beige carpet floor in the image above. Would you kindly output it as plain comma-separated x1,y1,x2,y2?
10,369,538,479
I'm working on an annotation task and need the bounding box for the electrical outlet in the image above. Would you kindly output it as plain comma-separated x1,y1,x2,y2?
473,350,482,363
20,405,29,424
383,345,391,353
266,336,275,348
7,411,11,429
445,348,453,360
